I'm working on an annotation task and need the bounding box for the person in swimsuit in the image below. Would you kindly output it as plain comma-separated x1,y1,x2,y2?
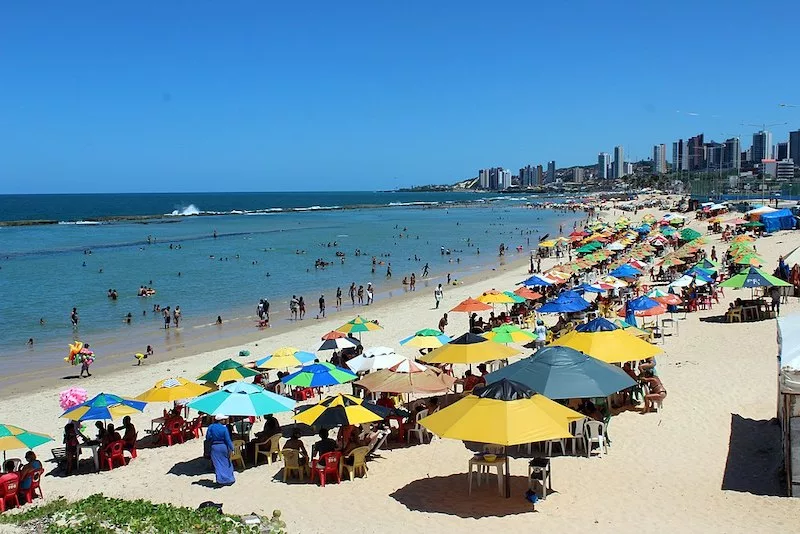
641,372,666,413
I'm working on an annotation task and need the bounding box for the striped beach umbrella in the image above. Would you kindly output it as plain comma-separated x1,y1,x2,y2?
198,359,260,383
61,393,147,422
256,347,317,369
294,394,391,427
0,425,53,457
281,362,357,388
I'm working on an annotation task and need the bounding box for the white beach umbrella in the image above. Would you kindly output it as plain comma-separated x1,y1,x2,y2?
346,347,405,373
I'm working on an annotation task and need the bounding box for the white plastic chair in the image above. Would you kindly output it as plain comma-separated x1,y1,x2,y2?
407,409,430,444
569,418,587,455
583,420,607,457
545,438,566,457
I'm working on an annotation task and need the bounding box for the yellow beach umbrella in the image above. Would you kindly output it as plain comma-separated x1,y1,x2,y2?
337,315,383,335
419,333,519,365
136,377,211,402
477,290,516,304
550,326,662,364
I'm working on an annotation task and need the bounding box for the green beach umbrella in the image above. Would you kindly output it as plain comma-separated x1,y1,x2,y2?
719,267,791,289
502,291,526,304
0,425,53,460
337,316,383,340
743,221,765,228
733,253,765,266
680,228,702,241
198,359,260,384
281,362,357,388
186,382,295,417
483,324,537,344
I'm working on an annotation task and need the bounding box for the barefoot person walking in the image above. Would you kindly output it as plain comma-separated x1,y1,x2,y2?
434,284,444,309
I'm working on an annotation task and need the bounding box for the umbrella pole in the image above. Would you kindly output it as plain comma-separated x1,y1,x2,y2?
504,446,510,498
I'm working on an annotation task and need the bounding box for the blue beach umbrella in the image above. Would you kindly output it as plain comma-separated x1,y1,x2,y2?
61,393,147,422
484,346,636,400
574,283,606,294
609,264,642,279
522,275,554,287
575,317,618,332
683,266,714,282
538,291,590,313
627,296,661,312
186,382,295,417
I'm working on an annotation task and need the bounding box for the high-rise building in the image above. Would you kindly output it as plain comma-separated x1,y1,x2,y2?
672,139,688,172
722,137,741,171
688,134,705,170
751,130,773,162
478,169,489,189
571,167,584,183
613,146,624,178
547,161,556,183
704,142,724,169
653,144,666,174
624,162,634,176
519,165,535,187
598,152,610,179
499,169,511,190
535,165,543,186
790,130,800,166
777,142,789,161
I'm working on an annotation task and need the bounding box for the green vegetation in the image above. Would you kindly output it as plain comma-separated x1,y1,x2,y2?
0,494,286,534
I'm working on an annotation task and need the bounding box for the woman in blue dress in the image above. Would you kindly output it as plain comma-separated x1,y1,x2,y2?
205,415,235,485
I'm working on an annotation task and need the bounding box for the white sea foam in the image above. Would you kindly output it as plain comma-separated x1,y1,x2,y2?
58,220,101,225
168,204,201,216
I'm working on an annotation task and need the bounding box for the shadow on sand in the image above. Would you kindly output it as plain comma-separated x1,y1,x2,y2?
721,413,785,497
169,457,212,477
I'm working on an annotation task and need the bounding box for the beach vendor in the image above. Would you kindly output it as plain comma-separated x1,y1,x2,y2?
205,415,235,486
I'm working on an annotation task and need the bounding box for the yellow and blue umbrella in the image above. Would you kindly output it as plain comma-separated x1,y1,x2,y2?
400,329,451,349
0,425,53,459
255,347,316,369
61,392,147,421
294,394,392,428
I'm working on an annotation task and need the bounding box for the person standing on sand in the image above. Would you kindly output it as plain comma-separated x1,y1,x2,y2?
349,283,356,306
318,294,326,318
290,296,299,320
336,287,342,309
298,296,306,320
434,284,444,309
71,307,79,327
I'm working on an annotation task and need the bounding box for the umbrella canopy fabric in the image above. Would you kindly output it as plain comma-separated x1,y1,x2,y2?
282,362,357,388
356,363,456,394
538,292,591,313
186,381,295,417
485,346,636,399
502,291,526,304
420,332,519,365
551,328,662,364
521,275,555,287
720,267,792,289
346,348,405,372
315,333,360,352
609,264,642,279
574,283,606,294
419,379,583,446
294,394,391,428
0,425,53,452
399,329,451,349
669,274,709,288
337,316,383,334
683,266,715,282
680,228,702,241
450,297,493,313
477,290,517,304
514,287,542,300
198,359,260,383
255,347,317,369
61,393,147,421
484,324,537,344
136,377,211,403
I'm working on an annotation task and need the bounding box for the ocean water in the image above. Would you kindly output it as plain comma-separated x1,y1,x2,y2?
0,192,581,369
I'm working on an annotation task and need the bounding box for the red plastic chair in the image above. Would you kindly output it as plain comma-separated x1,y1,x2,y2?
183,417,203,439
293,388,314,401
18,469,44,504
311,451,342,487
100,441,126,471
161,420,185,446
0,475,20,511
124,432,138,459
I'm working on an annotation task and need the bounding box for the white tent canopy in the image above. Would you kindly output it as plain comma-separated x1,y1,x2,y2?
746,205,778,217
668,275,709,289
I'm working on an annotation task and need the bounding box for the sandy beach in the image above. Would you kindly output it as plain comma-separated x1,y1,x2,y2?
2,201,799,533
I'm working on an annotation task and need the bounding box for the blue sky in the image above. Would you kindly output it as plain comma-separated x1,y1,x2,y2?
2,1,799,193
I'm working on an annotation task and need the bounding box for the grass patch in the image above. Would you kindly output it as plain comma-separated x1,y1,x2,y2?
0,494,286,533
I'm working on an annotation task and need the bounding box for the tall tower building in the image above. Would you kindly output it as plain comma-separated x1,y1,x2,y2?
672,140,689,172
724,137,741,171
613,146,624,178
598,152,610,179
688,134,705,170
777,142,789,161
653,144,666,174
547,161,556,183
790,130,800,166
751,130,773,162
535,165,543,186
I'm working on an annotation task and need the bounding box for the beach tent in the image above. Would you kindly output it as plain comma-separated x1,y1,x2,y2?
745,205,778,218
777,314,800,496
784,246,800,267
760,209,796,233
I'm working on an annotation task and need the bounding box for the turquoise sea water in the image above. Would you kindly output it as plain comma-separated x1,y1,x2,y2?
0,192,580,368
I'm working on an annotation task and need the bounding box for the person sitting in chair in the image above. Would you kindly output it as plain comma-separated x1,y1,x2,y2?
312,429,338,459
17,451,42,503
283,429,309,467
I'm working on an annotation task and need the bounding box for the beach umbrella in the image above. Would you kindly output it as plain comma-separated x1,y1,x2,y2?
618,297,667,318
484,324,537,344
574,283,606,294
337,316,383,338
136,377,211,403
683,266,715,282
198,359,260,383
484,346,636,400
346,347,405,372
743,221,765,228
668,274,709,289
255,347,317,369
521,275,555,287
450,297,493,314
719,267,792,289
0,425,53,460
609,264,642,279
420,332,519,365
613,319,652,338
61,393,147,422
514,286,542,300
550,318,662,364
477,290,517,305
420,379,583,497
697,258,720,271
282,362,357,388
294,394,391,428
599,275,628,288
680,228,702,241
538,291,591,313
733,253,764,267
502,291,526,304
315,331,361,352
356,360,456,394
186,381,295,417
399,329,451,349
731,235,755,243
645,288,682,306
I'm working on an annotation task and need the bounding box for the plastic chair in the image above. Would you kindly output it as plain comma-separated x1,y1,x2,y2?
100,441,126,471
281,448,309,482
18,469,44,504
545,438,566,457
726,307,743,323
406,409,430,444
230,439,247,470
583,421,607,457
0,476,19,512
528,458,552,499
254,433,283,465
311,451,342,487
3,459,21,473
569,418,587,455
183,417,204,439
161,420,185,446
343,446,370,480
661,318,677,340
